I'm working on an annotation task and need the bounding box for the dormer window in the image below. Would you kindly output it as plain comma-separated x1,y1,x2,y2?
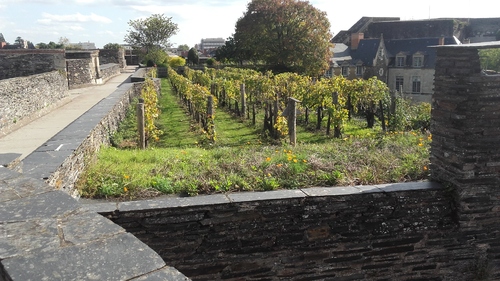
396,56,405,67
341,66,349,76
356,65,363,76
413,54,424,67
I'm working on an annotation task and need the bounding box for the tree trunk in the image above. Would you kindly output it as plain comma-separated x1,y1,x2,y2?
316,106,322,130
379,100,386,132
326,111,332,136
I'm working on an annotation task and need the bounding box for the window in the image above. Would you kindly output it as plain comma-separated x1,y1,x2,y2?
412,76,421,93
325,67,333,78
413,56,423,67
395,76,404,92
396,56,405,67
342,66,349,76
356,66,363,76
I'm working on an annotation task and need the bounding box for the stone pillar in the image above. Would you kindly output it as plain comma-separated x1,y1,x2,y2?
431,43,500,278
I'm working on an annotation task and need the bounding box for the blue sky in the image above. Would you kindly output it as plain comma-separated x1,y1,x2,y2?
0,0,495,48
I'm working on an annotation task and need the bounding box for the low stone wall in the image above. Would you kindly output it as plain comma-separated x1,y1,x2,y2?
99,49,126,68
40,79,160,197
0,71,68,136
92,182,489,280
100,63,121,82
66,58,94,89
0,49,66,80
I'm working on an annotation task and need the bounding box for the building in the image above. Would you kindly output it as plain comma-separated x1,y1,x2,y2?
71,42,97,50
328,17,500,102
198,38,225,54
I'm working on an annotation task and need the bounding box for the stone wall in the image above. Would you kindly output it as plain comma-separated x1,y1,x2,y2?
97,182,485,280
45,79,160,197
99,48,126,68
0,49,66,80
0,71,68,136
430,42,500,279
65,50,101,89
100,63,121,82
66,58,94,89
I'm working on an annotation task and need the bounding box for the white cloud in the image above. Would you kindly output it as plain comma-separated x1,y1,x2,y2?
37,12,112,24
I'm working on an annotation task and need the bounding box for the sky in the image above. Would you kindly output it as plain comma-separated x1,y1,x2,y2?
0,0,496,49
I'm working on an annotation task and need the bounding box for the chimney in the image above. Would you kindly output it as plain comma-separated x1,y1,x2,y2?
438,36,445,46
351,33,364,50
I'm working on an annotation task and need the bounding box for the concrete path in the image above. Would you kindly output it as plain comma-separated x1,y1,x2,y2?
0,66,137,163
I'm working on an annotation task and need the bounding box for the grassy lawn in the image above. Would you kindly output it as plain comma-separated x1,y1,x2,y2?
77,79,431,200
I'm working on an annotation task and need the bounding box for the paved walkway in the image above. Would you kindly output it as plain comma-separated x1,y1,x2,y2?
0,66,137,163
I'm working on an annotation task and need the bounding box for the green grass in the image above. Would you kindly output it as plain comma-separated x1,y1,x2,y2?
77,79,432,200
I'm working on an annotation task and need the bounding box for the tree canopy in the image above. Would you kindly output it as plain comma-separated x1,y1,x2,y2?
177,44,190,51
124,14,179,51
234,0,332,76
36,41,64,49
188,47,199,65
103,43,122,50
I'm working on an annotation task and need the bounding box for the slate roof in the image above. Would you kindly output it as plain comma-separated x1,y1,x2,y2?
350,37,460,67
330,43,351,67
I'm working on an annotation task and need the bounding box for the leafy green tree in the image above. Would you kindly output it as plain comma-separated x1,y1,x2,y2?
103,43,122,49
124,14,179,53
206,58,216,66
177,44,189,51
480,48,500,72
234,0,332,76
36,41,64,49
188,47,199,65
15,36,23,45
143,47,169,66
169,56,186,68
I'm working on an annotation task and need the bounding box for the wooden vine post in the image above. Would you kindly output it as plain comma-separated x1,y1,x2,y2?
283,97,301,146
207,95,215,142
137,98,146,149
240,83,246,118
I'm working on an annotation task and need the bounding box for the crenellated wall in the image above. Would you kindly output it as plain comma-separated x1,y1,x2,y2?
0,49,66,80
99,48,126,68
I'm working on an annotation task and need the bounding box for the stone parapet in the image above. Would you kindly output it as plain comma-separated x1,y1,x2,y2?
0,71,69,136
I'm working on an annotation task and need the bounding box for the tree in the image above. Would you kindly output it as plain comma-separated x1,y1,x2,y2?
169,56,186,68
15,36,23,45
214,36,247,64
103,43,122,50
124,14,179,53
187,47,199,65
58,37,70,47
143,47,169,66
177,44,189,51
480,48,500,72
36,41,64,49
234,0,332,76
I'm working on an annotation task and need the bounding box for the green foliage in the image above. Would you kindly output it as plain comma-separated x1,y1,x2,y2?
234,0,332,75
124,14,179,51
169,56,186,68
206,58,216,66
143,47,169,66
187,48,199,65
177,44,190,51
390,98,431,132
103,43,122,50
77,129,431,199
168,67,217,142
36,41,64,49
479,48,500,72
141,77,163,142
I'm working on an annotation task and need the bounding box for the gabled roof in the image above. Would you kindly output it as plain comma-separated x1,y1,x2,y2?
350,37,460,68
351,39,380,66
330,43,352,67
